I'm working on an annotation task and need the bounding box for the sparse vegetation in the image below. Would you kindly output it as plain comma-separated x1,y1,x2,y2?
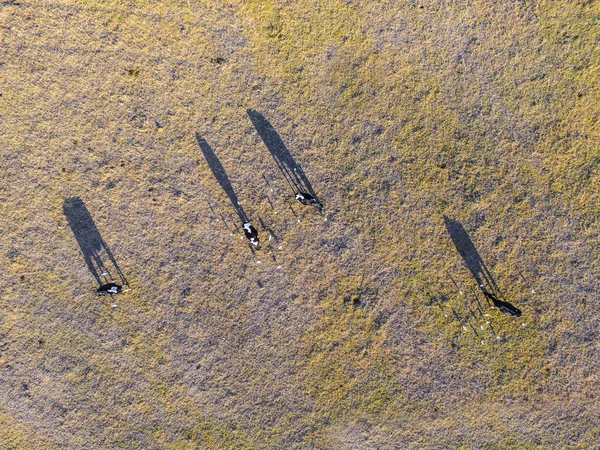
1,0,598,448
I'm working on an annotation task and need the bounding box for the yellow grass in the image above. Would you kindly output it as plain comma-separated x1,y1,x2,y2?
1,0,598,448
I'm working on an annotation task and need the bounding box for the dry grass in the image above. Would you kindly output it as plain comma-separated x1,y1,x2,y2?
1,0,599,448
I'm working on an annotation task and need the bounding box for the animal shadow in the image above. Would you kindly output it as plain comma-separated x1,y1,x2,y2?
247,109,321,207
443,216,501,293
63,197,128,288
444,216,523,316
195,132,249,224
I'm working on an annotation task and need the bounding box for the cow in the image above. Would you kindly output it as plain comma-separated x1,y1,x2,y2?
483,291,522,317
97,282,123,295
295,192,322,209
243,222,259,247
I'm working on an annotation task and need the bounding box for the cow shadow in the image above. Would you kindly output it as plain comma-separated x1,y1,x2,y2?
63,197,128,288
443,216,504,299
247,109,320,205
195,132,249,225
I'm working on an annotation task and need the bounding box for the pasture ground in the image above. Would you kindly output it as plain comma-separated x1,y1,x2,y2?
1,0,599,448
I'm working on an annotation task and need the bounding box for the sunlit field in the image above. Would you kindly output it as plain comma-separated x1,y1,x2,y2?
1,0,598,448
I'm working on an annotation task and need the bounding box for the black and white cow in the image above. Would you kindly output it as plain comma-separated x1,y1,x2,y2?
243,222,259,247
295,192,321,208
97,282,123,295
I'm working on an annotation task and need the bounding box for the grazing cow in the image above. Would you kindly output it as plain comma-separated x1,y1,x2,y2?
295,192,322,208
243,222,259,247
483,291,522,317
97,282,123,295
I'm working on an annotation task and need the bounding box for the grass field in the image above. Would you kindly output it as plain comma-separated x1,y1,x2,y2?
1,0,599,448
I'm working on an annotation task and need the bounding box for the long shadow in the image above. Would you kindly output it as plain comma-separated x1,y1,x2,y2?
63,197,128,287
195,132,248,224
247,109,320,203
443,216,504,299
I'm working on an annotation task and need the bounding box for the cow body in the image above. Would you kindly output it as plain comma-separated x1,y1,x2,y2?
483,291,522,317
97,282,123,295
243,222,259,247
295,192,322,209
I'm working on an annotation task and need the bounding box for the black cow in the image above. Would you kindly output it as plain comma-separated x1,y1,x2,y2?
243,222,259,247
483,291,522,317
